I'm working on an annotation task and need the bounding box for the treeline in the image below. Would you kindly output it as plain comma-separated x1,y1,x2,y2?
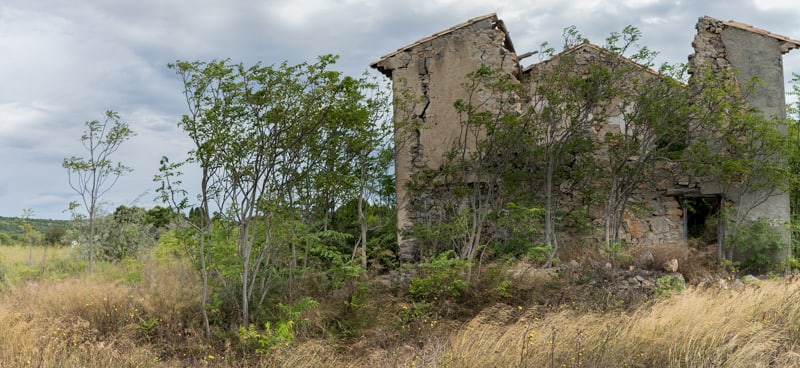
0,217,68,244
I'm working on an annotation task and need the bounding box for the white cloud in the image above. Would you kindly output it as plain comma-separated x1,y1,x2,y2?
1,0,800,219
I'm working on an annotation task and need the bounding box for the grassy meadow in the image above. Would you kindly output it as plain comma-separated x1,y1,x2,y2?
2,243,800,367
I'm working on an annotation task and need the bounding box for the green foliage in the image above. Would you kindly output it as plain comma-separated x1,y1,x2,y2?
489,202,548,261
153,229,191,259
238,297,319,354
49,257,87,277
328,198,398,271
0,217,70,242
85,207,158,262
409,251,470,302
726,219,787,274
62,110,135,275
0,232,11,245
603,241,633,264
144,206,175,229
161,54,393,329
43,226,67,246
653,275,686,297
135,316,159,342
328,266,374,338
396,300,433,336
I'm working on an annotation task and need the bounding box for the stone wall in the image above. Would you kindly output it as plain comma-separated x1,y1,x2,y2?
689,16,792,257
373,14,796,263
372,15,519,262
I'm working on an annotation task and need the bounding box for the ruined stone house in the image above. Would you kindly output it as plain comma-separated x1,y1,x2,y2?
370,13,800,263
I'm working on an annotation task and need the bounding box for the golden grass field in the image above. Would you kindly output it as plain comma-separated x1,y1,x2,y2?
2,245,800,367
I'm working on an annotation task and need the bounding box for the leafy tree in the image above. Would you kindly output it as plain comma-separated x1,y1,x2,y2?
160,55,391,329
406,65,527,273
787,73,800,255
0,232,12,245
95,205,157,261
63,110,135,275
44,226,67,246
18,209,41,268
144,205,175,230
680,68,798,262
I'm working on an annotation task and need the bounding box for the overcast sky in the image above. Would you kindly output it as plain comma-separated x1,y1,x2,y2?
2,0,799,220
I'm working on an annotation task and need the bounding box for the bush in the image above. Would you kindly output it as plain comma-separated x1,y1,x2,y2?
653,274,686,297
238,297,319,354
726,219,786,274
409,251,470,302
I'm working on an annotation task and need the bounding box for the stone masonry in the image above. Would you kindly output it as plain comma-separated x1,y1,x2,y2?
371,14,800,263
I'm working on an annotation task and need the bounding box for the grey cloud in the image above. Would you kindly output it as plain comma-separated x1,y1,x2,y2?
2,0,800,219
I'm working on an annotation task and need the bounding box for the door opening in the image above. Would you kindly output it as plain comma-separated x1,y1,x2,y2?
683,196,721,243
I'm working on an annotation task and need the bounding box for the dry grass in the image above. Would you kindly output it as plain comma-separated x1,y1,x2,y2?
441,278,800,367
0,254,210,367
4,246,800,367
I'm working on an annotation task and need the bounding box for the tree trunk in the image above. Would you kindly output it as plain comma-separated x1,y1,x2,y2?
544,156,556,267
358,157,368,270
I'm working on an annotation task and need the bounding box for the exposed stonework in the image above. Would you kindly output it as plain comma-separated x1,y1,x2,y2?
689,16,797,260
372,14,798,263
372,14,519,262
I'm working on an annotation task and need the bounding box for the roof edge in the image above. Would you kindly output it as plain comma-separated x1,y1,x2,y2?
370,13,514,75
702,15,800,54
522,42,661,78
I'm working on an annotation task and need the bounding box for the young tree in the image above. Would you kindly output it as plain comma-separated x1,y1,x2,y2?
18,208,40,268
407,65,527,272
684,70,797,261
513,27,649,265
63,110,135,275
161,55,391,328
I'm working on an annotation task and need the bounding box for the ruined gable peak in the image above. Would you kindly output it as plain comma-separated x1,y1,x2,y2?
370,13,516,77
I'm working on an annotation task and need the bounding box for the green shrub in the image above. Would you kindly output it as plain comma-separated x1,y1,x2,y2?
653,274,685,297
603,241,633,264
238,297,318,354
726,219,786,274
409,251,470,302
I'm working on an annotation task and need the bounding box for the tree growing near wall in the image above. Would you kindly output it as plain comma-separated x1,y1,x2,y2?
407,65,528,272
684,69,798,262
523,28,627,266
63,110,135,275
404,25,798,269
599,59,694,247
787,73,800,257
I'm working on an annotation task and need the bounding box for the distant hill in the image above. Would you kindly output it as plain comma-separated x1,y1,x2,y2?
0,216,71,240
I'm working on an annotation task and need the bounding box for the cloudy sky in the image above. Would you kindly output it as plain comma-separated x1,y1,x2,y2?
2,0,799,220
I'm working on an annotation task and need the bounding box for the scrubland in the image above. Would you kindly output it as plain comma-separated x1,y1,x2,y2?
1,245,800,367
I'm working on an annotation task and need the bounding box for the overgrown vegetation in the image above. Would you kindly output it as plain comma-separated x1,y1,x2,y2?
3,22,800,367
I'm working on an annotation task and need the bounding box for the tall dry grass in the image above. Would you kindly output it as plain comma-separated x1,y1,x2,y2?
0,251,344,367
4,245,800,367
442,278,800,367
0,255,210,367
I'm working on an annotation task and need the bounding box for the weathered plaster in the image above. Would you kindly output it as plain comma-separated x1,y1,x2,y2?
373,14,797,263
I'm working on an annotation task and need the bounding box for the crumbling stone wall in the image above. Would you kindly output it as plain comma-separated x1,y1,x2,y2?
373,14,796,263
689,17,733,75
689,16,792,257
372,14,519,262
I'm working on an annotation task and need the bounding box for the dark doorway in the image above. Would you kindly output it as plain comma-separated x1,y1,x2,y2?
684,196,721,242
